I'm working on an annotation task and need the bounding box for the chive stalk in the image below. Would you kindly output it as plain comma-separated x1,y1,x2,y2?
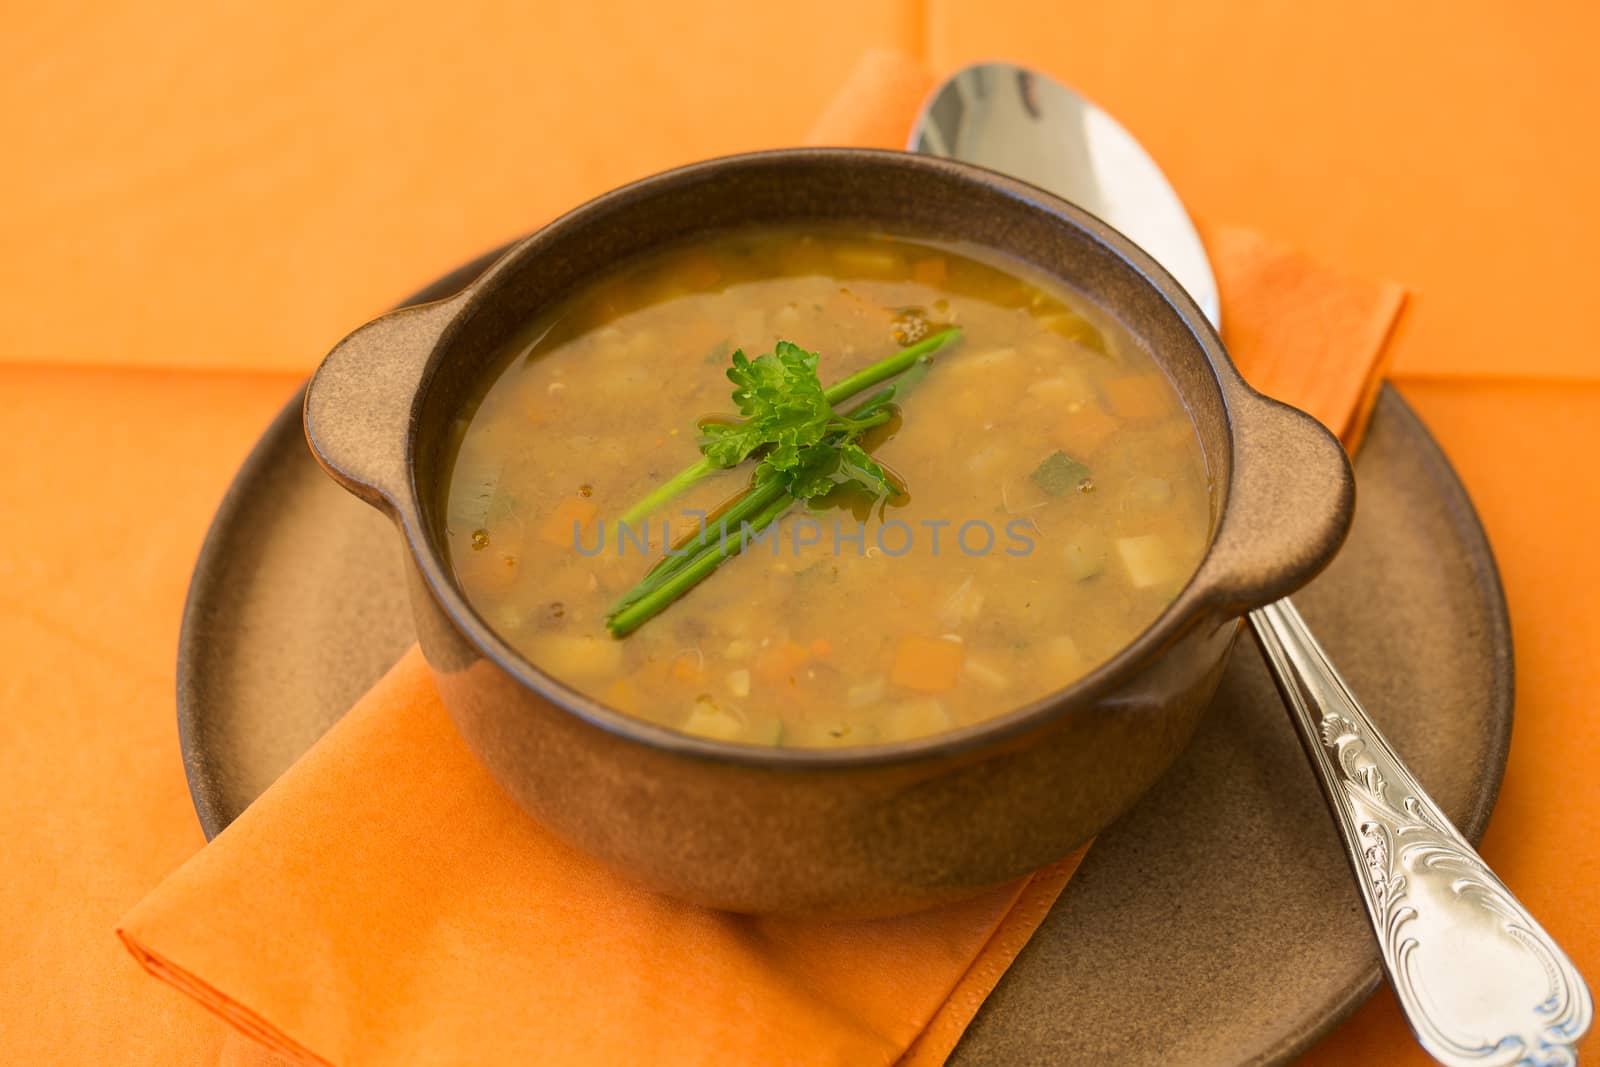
607,491,796,638
609,477,790,617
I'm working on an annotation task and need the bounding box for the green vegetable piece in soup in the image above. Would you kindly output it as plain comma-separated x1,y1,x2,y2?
1030,449,1092,496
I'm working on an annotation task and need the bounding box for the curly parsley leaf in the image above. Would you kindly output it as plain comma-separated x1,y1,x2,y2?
781,446,844,501
759,401,898,502
703,342,900,501
727,342,818,415
836,442,897,498
701,342,834,470
698,419,767,468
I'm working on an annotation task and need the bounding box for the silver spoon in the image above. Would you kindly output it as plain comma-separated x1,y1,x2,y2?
911,62,1590,1067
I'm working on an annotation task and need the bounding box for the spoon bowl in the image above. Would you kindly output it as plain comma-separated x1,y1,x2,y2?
911,63,1220,328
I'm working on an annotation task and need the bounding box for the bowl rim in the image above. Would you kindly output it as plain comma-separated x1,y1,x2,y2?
378,147,1289,768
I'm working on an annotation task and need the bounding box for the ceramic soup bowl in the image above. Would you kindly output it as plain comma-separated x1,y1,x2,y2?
304,148,1353,917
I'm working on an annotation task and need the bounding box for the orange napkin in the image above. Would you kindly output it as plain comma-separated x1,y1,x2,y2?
117,50,1405,1067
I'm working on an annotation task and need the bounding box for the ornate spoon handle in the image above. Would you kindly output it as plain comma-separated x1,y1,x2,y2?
1248,598,1591,1066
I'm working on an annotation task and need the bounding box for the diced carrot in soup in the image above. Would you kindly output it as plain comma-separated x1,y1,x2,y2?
754,640,811,686
890,636,965,693
442,226,1210,747
670,653,705,684
1053,404,1121,456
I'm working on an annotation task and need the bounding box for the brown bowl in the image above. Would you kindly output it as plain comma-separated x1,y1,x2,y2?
303,148,1353,917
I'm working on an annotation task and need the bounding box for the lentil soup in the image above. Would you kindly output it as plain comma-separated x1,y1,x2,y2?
443,227,1211,746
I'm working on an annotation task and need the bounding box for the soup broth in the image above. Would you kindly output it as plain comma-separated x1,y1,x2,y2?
444,228,1211,746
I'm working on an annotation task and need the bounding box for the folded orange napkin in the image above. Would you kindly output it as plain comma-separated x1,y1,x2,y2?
118,50,1404,1067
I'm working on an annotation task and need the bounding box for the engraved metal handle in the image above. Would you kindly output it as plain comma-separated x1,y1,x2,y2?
1249,598,1591,1066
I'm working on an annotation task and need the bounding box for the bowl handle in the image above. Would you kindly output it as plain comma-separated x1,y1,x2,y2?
303,299,458,515
1201,390,1356,613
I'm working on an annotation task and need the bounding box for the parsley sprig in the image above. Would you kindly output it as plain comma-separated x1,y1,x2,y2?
703,342,899,500
615,328,960,526
605,328,961,637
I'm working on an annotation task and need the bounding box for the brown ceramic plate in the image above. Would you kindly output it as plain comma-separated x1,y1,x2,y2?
177,250,1511,1066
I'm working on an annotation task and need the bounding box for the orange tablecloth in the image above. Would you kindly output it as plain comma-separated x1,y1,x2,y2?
3,5,1596,1065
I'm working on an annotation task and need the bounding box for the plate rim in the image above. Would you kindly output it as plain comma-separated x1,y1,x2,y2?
175,251,1514,1065
175,246,507,831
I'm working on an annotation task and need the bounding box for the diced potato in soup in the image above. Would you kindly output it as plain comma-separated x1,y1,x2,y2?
442,227,1212,747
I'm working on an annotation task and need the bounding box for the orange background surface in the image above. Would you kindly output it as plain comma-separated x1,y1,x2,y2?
2,3,1597,1065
